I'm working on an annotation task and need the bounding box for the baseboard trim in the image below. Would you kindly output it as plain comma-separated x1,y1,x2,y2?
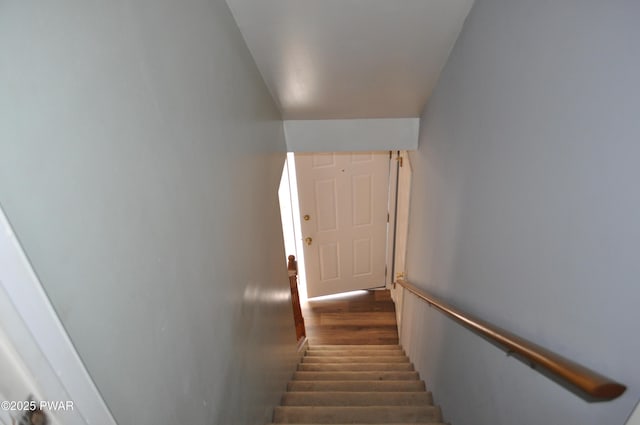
0,205,117,425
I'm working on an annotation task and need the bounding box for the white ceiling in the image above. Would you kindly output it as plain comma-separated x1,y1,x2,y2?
226,0,474,119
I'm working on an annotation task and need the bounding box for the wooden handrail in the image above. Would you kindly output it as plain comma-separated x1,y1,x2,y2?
396,279,626,400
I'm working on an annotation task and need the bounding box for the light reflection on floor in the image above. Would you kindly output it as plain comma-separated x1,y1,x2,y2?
307,289,369,302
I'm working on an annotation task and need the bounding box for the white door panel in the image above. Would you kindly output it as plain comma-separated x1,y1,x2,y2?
296,151,390,298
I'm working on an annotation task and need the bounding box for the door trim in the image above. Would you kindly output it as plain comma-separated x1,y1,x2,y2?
385,150,399,289
389,151,412,333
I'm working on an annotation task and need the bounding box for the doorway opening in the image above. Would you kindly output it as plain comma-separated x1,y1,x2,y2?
278,152,308,301
279,151,412,301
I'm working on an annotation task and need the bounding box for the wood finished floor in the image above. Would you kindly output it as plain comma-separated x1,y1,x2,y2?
302,289,399,345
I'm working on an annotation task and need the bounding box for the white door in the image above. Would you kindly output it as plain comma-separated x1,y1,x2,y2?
295,151,390,298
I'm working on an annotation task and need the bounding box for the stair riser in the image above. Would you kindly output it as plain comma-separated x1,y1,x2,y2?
281,391,433,406
303,356,410,364
310,345,402,350
305,350,405,357
298,363,413,372
273,406,442,423
287,381,427,392
293,371,419,381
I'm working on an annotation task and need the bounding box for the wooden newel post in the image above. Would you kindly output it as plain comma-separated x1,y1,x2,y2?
287,255,297,275
288,255,306,341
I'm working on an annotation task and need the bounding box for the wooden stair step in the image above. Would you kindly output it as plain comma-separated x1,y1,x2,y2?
293,371,419,381
274,344,446,424
298,363,414,372
310,345,402,350
303,356,410,364
305,349,405,357
287,380,427,392
281,391,433,406
272,405,442,423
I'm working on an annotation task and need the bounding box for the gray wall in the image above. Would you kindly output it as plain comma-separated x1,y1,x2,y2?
0,1,299,424
402,0,640,424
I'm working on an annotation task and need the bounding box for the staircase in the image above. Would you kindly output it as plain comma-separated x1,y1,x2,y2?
271,344,445,424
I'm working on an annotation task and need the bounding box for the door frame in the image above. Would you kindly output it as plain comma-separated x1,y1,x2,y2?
278,153,308,300
281,150,412,299
385,150,399,289
389,151,412,333
392,150,412,283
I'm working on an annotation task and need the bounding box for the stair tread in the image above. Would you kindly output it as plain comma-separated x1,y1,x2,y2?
299,363,414,371
305,351,405,357
307,347,405,351
287,380,427,392
303,356,410,363
281,391,433,406
310,345,402,348
275,406,439,410
293,371,419,381
273,405,442,423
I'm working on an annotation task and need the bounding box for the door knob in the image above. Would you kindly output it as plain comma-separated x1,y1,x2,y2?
304,237,313,246
303,214,311,221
